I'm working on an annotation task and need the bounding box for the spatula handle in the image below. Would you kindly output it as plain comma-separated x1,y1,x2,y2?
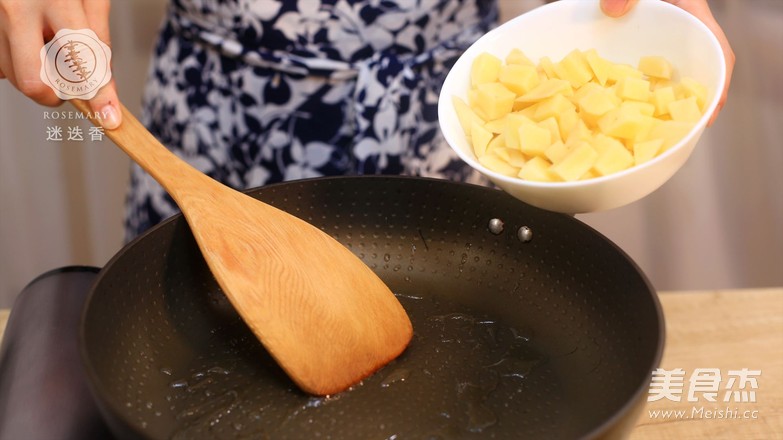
70,99,211,203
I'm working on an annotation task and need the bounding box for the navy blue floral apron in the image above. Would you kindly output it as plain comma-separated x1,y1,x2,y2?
126,0,497,240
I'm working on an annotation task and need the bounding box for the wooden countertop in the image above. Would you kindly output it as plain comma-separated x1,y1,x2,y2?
1,288,781,438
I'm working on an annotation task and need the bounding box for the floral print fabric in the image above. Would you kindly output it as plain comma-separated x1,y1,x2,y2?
126,0,497,240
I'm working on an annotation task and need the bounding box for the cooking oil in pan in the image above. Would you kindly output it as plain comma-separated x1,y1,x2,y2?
158,292,558,439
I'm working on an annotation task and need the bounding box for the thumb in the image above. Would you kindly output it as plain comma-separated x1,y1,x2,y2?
600,0,639,17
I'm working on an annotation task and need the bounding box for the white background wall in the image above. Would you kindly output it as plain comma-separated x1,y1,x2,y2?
1,0,781,307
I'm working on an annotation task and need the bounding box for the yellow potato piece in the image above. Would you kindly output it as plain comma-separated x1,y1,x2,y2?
680,77,708,110
495,147,527,168
475,82,516,120
471,52,502,87
479,153,519,177
505,48,535,66
499,64,540,95
452,96,485,137
616,76,651,102
471,120,494,158
584,49,611,86
651,86,676,117
638,56,673,80
519,156,556,182
554,50,594,89
550,143,598,182
534,93,576,122
518,122,552,158
503,112,536,149
598,106,656,141
517,79,572,103
633,138,665,165
544,140,570,164
593,138,634,176
668,96,702,122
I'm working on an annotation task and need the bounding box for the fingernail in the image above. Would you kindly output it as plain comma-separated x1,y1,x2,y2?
100,104,121,130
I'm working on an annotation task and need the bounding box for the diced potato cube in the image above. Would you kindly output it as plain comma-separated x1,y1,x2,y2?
633,138,665,165
479,153,520,177
638,56,673,80
579,89,619,119
584,48,611,86
557,107,580,141
475,82,516,120
471,121,494,157
534,93,576,122
597,106,651,140
499,64,540,95
504,112,536,148
483,117,506,134
505,48,534,66
566,118,592,145
554,50,594,88
620,100,656,117
550,143,598,181
537,117,562,143
495,147,527,168
593,139,634,176
452,96,485,136
651,86,676,116
538,56,557,80
574,82,620,105
591,133,626,155
668,96,702,122
514,101,539,117
616,76,651,102
680,77,709,110
471,52,502,86
544,140,570,164
518,122,552,157
487,132,506,151
607,63,644,83
519,156,557,182
517,79,573,103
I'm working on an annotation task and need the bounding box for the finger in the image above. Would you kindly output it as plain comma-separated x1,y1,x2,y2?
90,78,121,129
600,0,640,18
7,18,62,106
44,1,121,128
0,33,13,82
83,0,111,45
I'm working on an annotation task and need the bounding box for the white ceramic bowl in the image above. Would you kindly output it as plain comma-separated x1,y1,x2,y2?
438,0,726,213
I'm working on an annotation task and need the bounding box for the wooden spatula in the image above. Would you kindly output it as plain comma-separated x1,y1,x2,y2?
72,100,412,396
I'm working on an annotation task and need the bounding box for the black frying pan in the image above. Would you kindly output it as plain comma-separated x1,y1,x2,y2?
80,176,664,439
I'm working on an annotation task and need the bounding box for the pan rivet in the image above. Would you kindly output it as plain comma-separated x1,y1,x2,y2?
517,226,533,242
488,218,504,234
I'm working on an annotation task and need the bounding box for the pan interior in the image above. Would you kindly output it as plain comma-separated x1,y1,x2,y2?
81,177,662,439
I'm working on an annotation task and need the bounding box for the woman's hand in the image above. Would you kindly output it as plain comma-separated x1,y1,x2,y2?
600,0,735,125
0,0,121,128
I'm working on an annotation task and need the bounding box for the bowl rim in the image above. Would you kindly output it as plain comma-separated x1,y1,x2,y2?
438,0,727,190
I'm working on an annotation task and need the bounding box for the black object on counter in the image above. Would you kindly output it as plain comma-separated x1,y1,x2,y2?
0,266,112,440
